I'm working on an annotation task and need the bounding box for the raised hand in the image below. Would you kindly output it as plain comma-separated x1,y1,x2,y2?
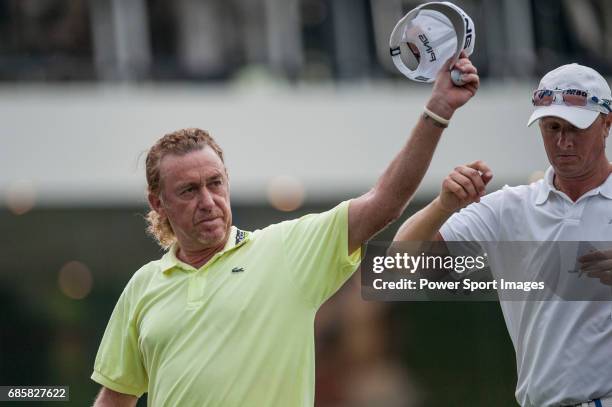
437,160,493,213
426,51,480,120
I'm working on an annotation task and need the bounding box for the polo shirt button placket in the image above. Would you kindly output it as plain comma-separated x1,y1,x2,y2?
561,199,582,224
570,200,586,222
187,254,223,308
187,269,206,308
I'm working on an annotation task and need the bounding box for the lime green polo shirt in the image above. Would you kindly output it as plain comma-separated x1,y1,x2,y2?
91,200,361,406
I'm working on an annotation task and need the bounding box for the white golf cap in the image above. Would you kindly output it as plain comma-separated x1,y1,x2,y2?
527,63,612,129
389,2,475,82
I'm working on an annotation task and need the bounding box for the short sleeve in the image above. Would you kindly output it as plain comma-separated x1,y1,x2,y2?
91,282,148,397
280,200,361,307
440,189,504,242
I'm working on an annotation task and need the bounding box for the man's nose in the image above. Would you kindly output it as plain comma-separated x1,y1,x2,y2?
557,131,575,149
197,187,215,209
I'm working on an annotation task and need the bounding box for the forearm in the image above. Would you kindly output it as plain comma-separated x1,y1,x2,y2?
370,113,445,223
394,197,453,241
348,113,445,253
370,96,461,216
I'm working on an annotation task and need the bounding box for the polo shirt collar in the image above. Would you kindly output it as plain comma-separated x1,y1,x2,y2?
159,226,250,274
534,167,555,205
600,171,612,199
534,166,612,205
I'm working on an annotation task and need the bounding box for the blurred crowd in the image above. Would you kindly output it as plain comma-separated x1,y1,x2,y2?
2,0,612,82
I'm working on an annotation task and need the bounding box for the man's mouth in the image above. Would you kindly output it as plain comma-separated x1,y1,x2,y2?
195,217,220,225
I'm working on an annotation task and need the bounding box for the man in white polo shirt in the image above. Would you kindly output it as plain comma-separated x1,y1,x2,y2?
394,63,612,407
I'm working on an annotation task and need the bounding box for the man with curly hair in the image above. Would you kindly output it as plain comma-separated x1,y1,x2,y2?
91,55,479,407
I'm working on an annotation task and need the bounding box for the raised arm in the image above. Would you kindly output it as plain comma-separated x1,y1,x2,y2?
92,387,138,407
393,160,493,242
348,55,480,253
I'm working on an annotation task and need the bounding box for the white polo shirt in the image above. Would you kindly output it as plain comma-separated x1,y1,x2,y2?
440,167,612,407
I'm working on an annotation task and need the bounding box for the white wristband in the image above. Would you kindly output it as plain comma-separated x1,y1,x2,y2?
423,106,451,126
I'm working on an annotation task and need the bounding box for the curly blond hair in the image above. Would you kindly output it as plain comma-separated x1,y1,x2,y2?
145,128,224,248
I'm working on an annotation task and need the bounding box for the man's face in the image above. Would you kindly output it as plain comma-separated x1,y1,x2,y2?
539,114,611,179
150,147,232,251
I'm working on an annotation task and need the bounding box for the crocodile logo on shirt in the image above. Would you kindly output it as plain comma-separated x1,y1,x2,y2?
231,267,245,273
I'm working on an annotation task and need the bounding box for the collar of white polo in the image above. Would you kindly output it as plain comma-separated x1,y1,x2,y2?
534,167,612,205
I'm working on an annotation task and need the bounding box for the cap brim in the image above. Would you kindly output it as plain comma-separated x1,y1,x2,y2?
527,105,599,129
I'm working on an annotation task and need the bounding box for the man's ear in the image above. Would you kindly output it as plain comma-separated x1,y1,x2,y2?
148,192,165,217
